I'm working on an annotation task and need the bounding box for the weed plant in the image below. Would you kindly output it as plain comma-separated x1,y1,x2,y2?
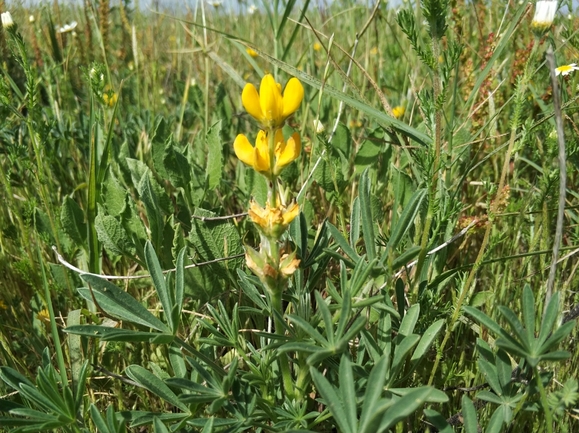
1,0,579,432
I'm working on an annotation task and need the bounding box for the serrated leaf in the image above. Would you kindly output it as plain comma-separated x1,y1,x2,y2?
60,196,87,247
95,213,135,257
312,157,346,192
164,143,192,189
101,172,128,216
188,208,243,278
206,120,223,190
138,172,165,250
151,117,173,180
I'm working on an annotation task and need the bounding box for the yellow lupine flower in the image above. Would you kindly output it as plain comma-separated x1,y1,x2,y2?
233,129,301,177
248,200,299,238
242,74,304,129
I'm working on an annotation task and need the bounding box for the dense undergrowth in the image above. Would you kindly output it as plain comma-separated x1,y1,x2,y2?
1,0,579,431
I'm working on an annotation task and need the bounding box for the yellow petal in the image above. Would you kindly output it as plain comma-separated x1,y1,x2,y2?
248,201,267,227
254,130,271,174
242,83,264,123
260,74,283,127
233,134,256,168
275,132,301,173
282,202,299,226
273,128,285,155
282,77,304,119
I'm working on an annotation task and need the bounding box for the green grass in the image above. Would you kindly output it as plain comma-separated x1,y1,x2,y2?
1,0,579,431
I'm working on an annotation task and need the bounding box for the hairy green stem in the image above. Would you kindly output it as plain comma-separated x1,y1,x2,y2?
271,288,295,400
413,33,443,298
534,366,554,433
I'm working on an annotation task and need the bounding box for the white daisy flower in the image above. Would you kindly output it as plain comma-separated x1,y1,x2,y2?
58,21,77,34
1,11,14,28
555,63,579,76
532,1,557,31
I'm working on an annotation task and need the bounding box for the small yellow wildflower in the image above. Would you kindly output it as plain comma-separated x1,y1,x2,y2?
313,42,322,52
246,47,259,58
103,85,118,108
244,246,300,284
0,300,7,310
36,309,51,324
242,74,304,129
392,106,405,119
234,129,301,177
555,63,579,76
349,119,363,129
248,200,299,238
370,47,378,56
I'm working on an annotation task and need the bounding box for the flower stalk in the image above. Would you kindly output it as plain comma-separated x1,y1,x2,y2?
235,74,304,400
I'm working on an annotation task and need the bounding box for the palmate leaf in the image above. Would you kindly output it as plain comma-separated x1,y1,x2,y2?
327,222,360,264
339,356,358,433
153,416,171,433
461,395,478,433
310,367,354,433
358,355,389,433
423,409,453,433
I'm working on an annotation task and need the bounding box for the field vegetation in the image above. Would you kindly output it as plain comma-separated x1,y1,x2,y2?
1,0,579,431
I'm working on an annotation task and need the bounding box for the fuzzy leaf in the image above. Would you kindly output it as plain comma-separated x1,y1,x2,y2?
206,120,223,190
